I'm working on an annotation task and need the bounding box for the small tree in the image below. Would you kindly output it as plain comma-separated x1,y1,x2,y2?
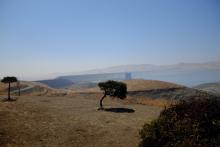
1,77,18,100
98,80,127,109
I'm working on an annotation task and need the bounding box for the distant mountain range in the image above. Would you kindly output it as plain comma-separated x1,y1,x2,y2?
38,61,220,87
64,61,220,75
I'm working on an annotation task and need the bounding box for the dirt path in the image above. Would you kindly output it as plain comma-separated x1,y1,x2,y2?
11,85,35,94
0,95,162,147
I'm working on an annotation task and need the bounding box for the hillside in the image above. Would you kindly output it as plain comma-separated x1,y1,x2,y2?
194,82,220,95
0,81,68,97
37,78,74,88
123,80,216,104
68,79,215,107
1,79,216,107
0,82,29,95
72,79,183,93
124,79,183,91
15,79,214,101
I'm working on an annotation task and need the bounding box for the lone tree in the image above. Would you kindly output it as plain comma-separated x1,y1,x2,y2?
98,80,127,109
1,77,18,100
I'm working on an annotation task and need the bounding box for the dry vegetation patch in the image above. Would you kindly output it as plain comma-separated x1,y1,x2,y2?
0,95,162,147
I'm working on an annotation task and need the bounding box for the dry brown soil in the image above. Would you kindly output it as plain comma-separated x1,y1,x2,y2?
0,95,162,147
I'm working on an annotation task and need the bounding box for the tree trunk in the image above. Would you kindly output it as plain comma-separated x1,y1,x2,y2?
99,93,106,109
18,86,20,96
8,82,11,100
18,82,20,96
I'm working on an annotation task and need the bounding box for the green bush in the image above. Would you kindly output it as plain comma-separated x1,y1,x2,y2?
139,97,220,147
98,80,127,109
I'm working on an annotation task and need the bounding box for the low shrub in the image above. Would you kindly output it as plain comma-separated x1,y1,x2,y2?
139,97,220,147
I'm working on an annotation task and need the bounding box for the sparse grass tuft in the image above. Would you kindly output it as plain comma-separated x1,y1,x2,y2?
126,96,172,107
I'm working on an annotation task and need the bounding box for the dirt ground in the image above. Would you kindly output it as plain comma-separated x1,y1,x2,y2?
0,95,162,147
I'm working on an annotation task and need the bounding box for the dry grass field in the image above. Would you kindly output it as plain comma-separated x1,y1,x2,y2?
0,79,216,146
0,95,162,147
0,79,210,108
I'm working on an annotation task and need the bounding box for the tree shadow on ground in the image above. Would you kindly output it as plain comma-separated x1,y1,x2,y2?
103,107,135,113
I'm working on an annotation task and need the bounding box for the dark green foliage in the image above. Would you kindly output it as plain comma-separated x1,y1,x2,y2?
98,80,127,108
98,80,127,99
1,77,18,100
1,77,17,83
139,97,220,147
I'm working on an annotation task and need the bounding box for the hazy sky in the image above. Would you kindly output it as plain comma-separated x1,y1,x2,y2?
0,0,220,80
